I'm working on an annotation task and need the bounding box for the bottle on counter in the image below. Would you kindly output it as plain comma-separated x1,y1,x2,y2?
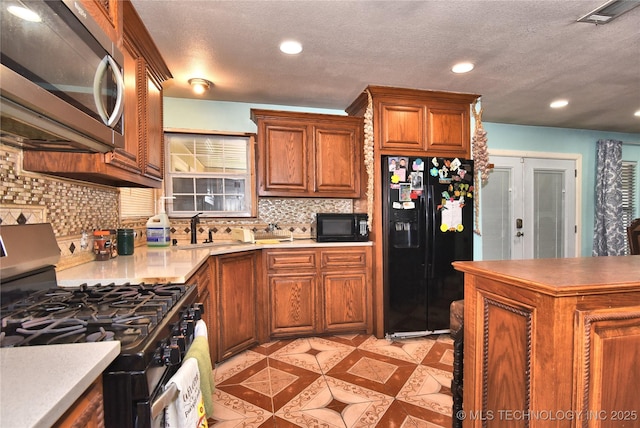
147,197,171,247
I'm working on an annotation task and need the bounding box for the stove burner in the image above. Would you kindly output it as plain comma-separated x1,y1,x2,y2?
86,327,115,342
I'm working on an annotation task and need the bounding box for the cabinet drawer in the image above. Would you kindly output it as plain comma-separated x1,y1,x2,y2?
267,251,317,270
321,249,367,268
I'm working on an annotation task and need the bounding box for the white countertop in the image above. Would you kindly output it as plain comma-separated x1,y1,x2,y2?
0,341,120,428
57,239,372,286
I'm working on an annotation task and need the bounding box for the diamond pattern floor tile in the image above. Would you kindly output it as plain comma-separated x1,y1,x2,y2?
210,335,453,427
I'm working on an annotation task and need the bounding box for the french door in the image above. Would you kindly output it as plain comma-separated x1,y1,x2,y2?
481,155,578,260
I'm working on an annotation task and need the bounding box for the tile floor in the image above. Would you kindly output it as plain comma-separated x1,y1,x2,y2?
209,333,454,427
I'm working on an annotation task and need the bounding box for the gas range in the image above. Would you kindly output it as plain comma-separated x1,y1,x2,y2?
1,283,192,348
0,224,203,428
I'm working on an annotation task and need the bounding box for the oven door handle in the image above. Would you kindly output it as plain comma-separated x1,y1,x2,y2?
150,383,179,420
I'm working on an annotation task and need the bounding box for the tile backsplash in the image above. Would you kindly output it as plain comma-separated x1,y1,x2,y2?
0,144,354,270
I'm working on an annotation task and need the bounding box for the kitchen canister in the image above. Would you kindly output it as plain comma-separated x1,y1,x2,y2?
93,229,117,261
117,228,135,256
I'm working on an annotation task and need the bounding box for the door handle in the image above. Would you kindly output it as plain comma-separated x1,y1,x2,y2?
516,231,524,237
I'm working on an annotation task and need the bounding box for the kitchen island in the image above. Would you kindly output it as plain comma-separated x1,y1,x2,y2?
453,256,640,428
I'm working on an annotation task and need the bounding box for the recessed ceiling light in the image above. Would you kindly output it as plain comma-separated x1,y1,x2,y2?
188,78,213,95
550,99,569,109
280,40,303,55
451,62,474,74
635,110,640,117
7,5,42,22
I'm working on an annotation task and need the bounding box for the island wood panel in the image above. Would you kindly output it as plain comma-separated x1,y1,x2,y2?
454,256,640,428
574,307,640,428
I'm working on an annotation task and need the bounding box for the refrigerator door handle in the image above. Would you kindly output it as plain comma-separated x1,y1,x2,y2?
427,184,437,279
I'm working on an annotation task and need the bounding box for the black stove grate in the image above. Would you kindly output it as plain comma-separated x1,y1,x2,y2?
0,283,190,349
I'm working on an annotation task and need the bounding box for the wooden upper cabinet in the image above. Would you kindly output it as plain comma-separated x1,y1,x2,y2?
260,121,309,194
251,109,363,198
379,101,425,151
426,102,471,155
314,123,360,195
143,71,164,180
346,85,479,158
79,0,122,44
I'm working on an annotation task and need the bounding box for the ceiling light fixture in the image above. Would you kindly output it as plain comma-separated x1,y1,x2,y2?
635,110,640,117
7,5,42,22
550,99,569,109
451,62,474,74
279,40,303,55
577,0,640,24
188,78,212,95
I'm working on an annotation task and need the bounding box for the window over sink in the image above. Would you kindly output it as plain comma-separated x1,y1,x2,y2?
164,130,256,217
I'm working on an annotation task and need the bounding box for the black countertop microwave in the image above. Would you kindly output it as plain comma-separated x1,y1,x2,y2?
0,0,125,153
313,213,369,242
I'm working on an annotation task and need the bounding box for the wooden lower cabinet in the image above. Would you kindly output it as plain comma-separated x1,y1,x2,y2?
187,258,216,364
189,252,259,363
269,273,318,336
191,246,372,362
266,246,372,338
214,251,259,362
453,257,640,428
53,377,104,428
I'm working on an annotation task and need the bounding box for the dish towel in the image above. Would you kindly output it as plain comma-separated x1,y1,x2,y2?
164,358,208,428
184,334,215,418
194,319,208,339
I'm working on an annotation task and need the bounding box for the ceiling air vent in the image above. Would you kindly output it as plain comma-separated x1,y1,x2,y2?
577,0,640,24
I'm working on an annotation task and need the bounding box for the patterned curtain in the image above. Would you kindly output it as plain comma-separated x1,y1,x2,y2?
593,139,625,256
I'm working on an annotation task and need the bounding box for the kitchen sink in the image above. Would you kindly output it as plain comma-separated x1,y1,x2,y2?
174,241,247,250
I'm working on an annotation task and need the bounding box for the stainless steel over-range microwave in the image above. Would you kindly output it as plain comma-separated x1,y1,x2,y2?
0,0,125,153
313,213,369,242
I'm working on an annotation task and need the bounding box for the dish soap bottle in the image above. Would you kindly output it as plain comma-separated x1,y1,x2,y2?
147,197,171,247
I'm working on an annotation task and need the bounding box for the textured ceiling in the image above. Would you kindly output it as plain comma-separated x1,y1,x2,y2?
131,0,640,134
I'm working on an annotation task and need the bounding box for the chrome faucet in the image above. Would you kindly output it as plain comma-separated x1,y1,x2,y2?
190,213,202,244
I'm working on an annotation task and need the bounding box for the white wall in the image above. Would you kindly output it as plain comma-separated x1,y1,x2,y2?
165,97,640,257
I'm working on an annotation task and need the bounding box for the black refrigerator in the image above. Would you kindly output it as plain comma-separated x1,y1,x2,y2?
382,155,474,339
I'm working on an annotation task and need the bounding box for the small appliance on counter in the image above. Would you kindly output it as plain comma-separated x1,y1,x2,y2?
230,228,293,244
312,213,369,242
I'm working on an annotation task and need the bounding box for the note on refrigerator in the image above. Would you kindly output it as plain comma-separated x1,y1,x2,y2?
441,199,463,232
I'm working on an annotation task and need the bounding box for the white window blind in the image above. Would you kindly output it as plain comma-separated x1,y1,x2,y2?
119,188,156,218
621,161,637,254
